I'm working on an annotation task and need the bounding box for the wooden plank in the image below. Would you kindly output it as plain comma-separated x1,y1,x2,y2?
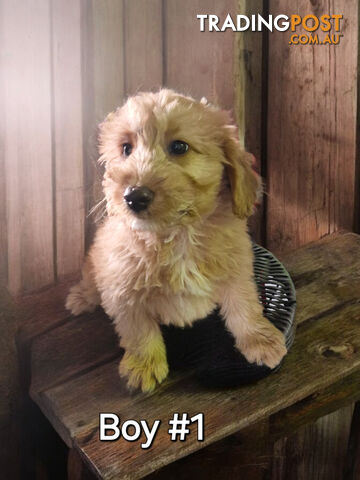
159,367,360,480
344,402,360,480
33,300,360,478
154,375,360,480
267,0,358,255
236,0,265,244
235,0,264,153
355,3,360,235
269,369,360,441
81,0,125,245
124,0,163,95
16,278,78,347
147,419,272,480
330,0,359,236
271,406,354,480
281,232,360,325
30,309,120,394
52,0,85,279
0,5,7,286
15,278,77,389
2,0,54,293
68,448,97,480
165,0,235,111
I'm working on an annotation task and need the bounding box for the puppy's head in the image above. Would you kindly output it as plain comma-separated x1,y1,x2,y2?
99,89,260,231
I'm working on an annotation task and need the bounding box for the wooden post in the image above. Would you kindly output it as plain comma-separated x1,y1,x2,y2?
267,0,359,255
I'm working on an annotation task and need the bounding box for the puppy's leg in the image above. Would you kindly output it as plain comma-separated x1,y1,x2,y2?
219,273,287,369
65,257,100,315
115,310,168,392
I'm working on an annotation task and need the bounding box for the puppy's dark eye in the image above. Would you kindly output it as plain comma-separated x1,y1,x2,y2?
122,143,132,157
168,140,189,156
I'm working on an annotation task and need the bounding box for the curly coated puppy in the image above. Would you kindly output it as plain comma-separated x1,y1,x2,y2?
66,89,287,392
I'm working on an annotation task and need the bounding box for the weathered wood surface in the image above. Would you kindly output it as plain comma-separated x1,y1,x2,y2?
272,405,354,480
124,0,163,95
48,302,360,479
82,0,126,246
274,232,360,479
267,0,359,255
148,368,360,480
16,278,77,348
25,233,360,479
2,0,54,294
52,0,85,279
281,232,360,325
30,309,119,394
345,401,360,480
15,277,77,389
165,0,235,111
269,370,360,442
236,0,265,243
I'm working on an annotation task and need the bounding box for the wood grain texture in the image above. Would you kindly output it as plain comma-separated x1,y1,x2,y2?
272,405,354,480
22,233,360,478
52,0,85,279
147,419,272,480
281,232,360,325
235,0,264,154
267,0,359,255
2,0,54,293
124,0,163,95
82,0,125,246
345,401,360,480
0,5,7,286
165,0,235,110
68,448,97,480
269,370,360,442
54,302,360,478
15,277,77,389
236,0,265,243
154,371,360,480
30,309,120,394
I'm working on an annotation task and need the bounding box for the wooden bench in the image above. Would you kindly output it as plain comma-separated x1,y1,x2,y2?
16,232,360,479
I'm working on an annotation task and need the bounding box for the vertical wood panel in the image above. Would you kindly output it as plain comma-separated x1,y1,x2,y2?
124,0,163,95
0,2,7,286
236,0,265,243
267,0,358,255
82,0,125,245
272,406,354,480
165,0,235,111
330,0,359,236
52,0,84,279
2,0,54,293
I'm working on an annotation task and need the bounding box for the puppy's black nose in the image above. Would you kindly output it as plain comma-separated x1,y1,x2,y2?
124,186,154,212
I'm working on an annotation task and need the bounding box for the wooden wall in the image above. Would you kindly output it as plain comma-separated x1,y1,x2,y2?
267,0,359,255
1,0,358,286
1,0,237,295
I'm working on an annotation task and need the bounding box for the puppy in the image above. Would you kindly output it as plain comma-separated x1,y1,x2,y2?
66,89,286,392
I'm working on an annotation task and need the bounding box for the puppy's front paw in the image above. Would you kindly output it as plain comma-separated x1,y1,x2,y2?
119,339,169,392
65,284,97,316
238,320,287,369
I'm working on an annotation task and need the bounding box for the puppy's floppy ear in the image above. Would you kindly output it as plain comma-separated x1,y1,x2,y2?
222,128,261,219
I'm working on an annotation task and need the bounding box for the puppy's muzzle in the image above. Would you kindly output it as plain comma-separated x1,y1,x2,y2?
124,186,154,213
